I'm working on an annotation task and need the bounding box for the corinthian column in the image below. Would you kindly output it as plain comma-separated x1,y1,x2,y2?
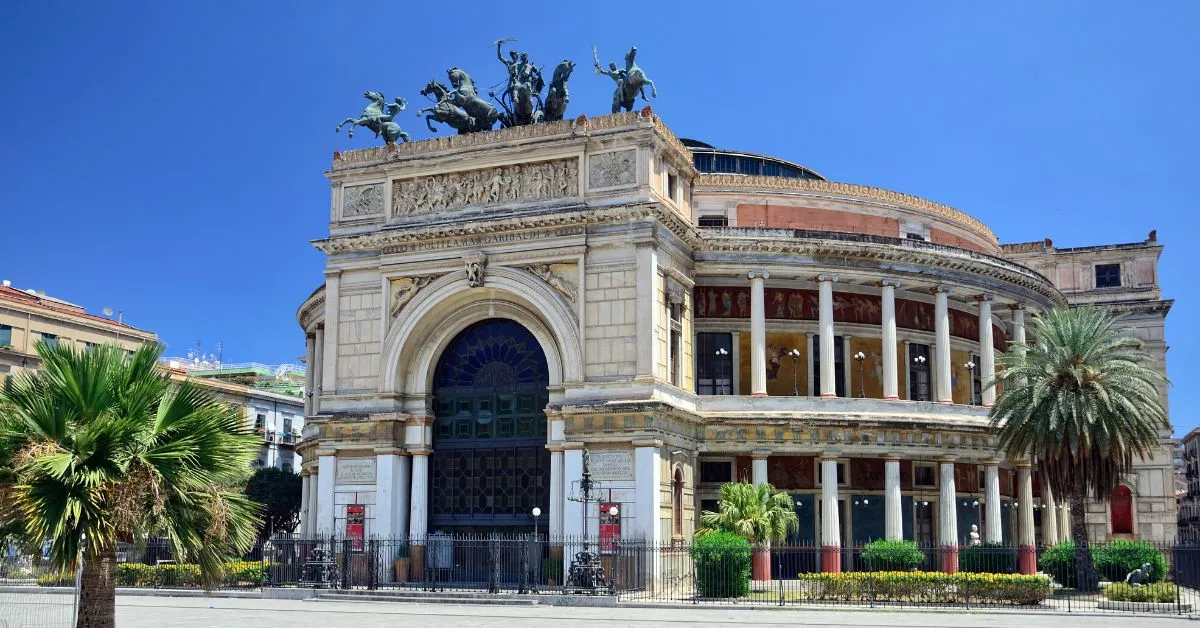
978,295,996,407
821,455,842,572
939,458,958,573
749,271,769,396
884,455,902,540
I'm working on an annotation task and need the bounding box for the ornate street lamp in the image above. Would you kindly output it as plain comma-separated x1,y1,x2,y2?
964,361,976,405
913,355,927,401
715,347,729,395
788,348,801,396
853,351,866,398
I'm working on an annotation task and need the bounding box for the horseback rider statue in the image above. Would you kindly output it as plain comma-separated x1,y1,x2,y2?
593,45,657,113
335,91,412,145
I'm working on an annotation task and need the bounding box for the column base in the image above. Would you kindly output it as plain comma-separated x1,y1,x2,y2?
821,545,841,573
751,547,772,581
940,545,958,574
751,392,769,397
883,395,899,400
820,393,837,399
938,399,953,405
1018,545,1037,575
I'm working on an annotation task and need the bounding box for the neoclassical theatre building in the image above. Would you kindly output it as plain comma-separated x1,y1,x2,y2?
295,111,1174,574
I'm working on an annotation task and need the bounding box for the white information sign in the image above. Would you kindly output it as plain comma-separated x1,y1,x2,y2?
335,457,377,485
589,451,634,480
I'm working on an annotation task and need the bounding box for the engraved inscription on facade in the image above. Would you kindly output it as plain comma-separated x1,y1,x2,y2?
336,457,377,485
590,451,634,480
588,149,637,189
391,158,579,217
342,183,384,218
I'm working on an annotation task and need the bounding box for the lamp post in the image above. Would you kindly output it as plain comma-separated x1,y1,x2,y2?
913,355,927,401
715,347,729,395
964,361,976,405
531,507,542,593
788,348,801,396
853,351,866,398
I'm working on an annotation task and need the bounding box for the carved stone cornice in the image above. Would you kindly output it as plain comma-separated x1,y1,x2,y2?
696,174,997,245
296,287,326,330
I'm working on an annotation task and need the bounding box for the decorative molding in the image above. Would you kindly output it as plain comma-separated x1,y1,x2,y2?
696,174,997,245
389,275,437,319
296,292,326,329
523,263,578,304
464,252,488,287
391,158,578,217
588,149,637,189
342,183,384,218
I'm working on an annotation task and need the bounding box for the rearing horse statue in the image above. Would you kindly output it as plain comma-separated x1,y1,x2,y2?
417,80,475,135
447,67,500,133
594,45,657,114
335,91,411,144
541,60,575,122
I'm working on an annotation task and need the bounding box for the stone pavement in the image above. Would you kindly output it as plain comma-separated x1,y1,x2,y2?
112,596,1193,627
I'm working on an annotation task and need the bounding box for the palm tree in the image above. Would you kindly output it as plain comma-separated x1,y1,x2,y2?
988,306,1168,591
0,342,261,627
698,482,798,545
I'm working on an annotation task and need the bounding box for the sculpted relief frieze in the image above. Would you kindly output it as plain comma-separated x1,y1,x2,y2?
588,149,636,189
390,158,579,217
342,183,384,218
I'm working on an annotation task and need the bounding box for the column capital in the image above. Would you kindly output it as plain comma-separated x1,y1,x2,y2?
936,455,956,464
407,448,432,456
1015,460,1032,469
878,278,901,289
980,458,1001,466
373,446,406,456
931,285,952,295
747,271,770,280
561,441,586,451
820,451,842,461
751,449,772,459
974,293,995,303
632,438,664,448
1008,303,1026,312
816,273,839,283
316,449,337,457
883,453,904,461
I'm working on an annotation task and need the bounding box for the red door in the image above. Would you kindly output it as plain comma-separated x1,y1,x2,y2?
1110,485,1134,534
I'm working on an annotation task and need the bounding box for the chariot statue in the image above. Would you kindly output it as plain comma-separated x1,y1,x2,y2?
489,39,575,127
335,91,411,145
593,45,656,113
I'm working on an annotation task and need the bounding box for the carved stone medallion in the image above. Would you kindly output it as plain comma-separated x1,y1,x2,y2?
342,183,384,218
588,149,636,189
390,158,579,217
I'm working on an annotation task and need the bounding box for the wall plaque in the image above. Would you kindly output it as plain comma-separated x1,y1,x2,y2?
336,457,377,485
590,451,634,480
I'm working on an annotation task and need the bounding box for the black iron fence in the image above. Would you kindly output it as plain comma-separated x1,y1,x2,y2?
263,535,1200,614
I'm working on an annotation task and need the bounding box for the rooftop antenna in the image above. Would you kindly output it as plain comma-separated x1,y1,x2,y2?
102,307,114,318
215,341,223,367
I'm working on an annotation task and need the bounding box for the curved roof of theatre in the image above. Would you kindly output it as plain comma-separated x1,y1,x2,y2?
681,138,827,181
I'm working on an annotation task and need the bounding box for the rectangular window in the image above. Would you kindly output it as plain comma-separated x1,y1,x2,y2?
908,343,931,401
699,460,732,484
0,325,11,347
812,335,846,397
39,333,58,349
254,413,266,432
667,301,683,387
667,172,679,202
906,232,927,241
978,469,986,491
914,463,937,488
1095,263,1121,288
698,215,728,228
695,332,733,395
817,460,848,487
970,353,982,406
282,417,293,436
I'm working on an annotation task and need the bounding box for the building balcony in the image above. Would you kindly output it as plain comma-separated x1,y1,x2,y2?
696,395,991,425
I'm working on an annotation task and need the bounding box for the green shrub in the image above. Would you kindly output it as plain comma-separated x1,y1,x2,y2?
1104,582,1177,603
1038,540,1077,587
1093,540,1166,584
959,542,1017,574
36,572,74,587
797,571,1052,605
861,539,924,572
689,530,751,598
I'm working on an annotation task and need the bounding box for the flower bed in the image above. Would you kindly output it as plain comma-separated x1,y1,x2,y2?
1103,582,1178,603
36,561,265,589
796,571,1053,605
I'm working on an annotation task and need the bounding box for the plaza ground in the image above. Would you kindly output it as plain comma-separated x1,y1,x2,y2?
97,596,1190,627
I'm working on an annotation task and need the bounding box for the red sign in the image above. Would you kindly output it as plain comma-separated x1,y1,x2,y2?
599,502,621,554
346,505,365,550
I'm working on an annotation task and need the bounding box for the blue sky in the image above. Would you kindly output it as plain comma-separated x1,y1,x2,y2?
1,3,1196,431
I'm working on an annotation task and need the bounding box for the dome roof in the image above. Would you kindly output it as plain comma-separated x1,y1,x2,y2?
680,138,825,181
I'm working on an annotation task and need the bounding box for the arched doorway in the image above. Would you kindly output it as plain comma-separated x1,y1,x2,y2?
1111,485,1134,535
429,319,550,534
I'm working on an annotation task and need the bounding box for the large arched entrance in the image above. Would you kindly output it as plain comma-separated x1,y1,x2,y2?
429,318,550,534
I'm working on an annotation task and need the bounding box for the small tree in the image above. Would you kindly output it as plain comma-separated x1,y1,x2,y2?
244,467,302,537
698,482,798,546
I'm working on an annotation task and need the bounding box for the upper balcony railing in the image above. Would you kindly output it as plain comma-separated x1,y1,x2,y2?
696,394,992,423
698,226,1056,289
